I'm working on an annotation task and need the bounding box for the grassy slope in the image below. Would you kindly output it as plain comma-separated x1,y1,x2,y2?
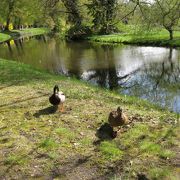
0,59,179,179
0,33,11,43
88,31,180,47
10,28,50,37
0,28,49,43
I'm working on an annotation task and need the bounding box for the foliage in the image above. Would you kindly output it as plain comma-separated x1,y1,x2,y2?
0,0,179,39
61,0,82,26
127,0,180,40
0,0,44,30
87,0,118,34
150,0,180,40
66,24,92,40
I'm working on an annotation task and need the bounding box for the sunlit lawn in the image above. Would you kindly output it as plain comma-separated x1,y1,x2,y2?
88,30,180,47
0,33,11,43
0,28,49,43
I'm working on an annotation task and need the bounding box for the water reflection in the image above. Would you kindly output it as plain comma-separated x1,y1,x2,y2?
84,45,119,89
0,36,179,112
123,47,180,112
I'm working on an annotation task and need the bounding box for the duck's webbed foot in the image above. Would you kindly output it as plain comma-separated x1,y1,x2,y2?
59,103,65,112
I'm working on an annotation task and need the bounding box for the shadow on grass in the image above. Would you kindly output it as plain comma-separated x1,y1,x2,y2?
0,93,49,109
94,123,116,145
33,106,58,118
51,155,92,179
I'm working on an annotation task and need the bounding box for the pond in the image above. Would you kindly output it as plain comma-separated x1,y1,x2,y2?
0,35,180,113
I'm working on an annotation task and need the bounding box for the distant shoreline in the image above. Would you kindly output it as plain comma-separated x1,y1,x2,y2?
0,28,49,43
87,31,180,47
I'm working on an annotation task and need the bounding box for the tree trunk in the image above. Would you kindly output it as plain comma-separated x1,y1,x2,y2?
168,29,173,40
5,0,15,31
5,18,10,31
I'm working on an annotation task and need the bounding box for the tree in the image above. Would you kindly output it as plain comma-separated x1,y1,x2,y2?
14,0,44,27
0,0,16,30
87,0,118,34
152,0,180,40
128,0,180,40
0,0,45,30
61,0,82,26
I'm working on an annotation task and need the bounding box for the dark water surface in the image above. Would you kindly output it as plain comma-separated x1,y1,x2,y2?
0,35,180,113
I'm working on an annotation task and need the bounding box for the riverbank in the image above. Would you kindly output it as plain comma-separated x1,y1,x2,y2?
88,31,180,47
0,33,11,43
0,59,179,179
0,28,49,43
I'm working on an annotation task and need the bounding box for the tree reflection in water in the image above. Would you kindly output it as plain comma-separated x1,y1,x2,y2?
123,47,180,113
85,45,138,90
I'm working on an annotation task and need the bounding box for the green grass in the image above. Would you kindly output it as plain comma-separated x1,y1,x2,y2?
40,138,59,149
10,28,50,37
88,30,180,47
0,33,11,43
55,127,77,141
149,167,171,180
0,58,179,179
120,124,149,146
5,154,28,165
139,140,175,158
0,28,49,43
99,141,124,161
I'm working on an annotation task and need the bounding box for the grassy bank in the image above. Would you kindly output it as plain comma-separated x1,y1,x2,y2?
0,33,11,43
0,59,179,179
0,28,49,43
9,28,50,37
88,31,180,47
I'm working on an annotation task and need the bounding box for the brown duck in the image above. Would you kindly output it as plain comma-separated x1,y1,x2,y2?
108,107,129,129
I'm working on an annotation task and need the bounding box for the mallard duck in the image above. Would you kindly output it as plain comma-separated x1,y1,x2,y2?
108,107,129,130
49,85,65,112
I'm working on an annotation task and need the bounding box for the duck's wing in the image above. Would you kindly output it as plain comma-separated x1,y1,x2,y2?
49,94,61,105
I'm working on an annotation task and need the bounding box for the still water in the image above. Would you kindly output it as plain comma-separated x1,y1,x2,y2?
0,35,179,112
